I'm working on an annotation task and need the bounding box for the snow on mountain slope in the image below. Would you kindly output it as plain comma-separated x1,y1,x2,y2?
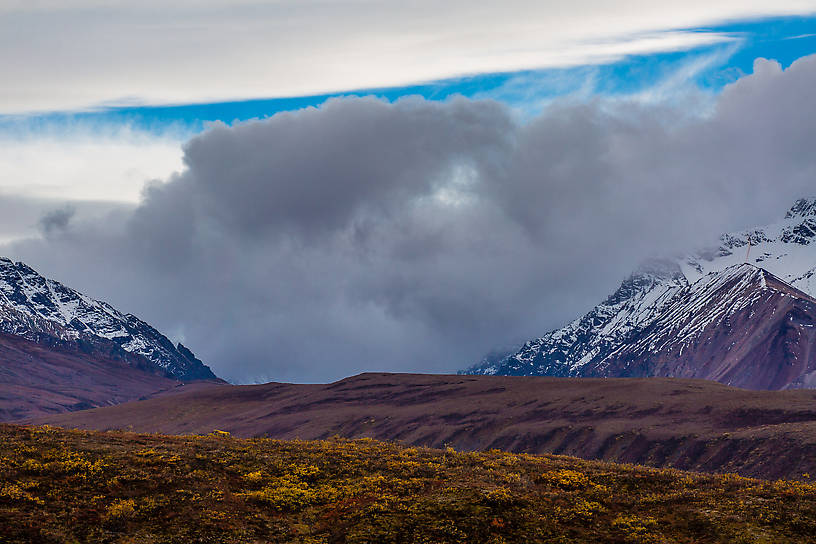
0,258,217,381
591,264,816,389
471,259,690,377
465,198,816,390
684,198,816,294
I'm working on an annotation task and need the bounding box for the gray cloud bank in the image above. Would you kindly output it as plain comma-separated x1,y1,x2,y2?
5,55,816,383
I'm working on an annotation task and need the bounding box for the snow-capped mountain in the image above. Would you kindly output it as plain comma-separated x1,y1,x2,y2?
464,198,816,390
0,257,217,381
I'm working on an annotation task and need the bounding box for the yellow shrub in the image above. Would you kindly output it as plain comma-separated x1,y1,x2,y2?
482,486,516,506
565,499,605,522
0,483,43,505
238,483,318,510
611,514,662,543
105,498,137,521
19,459,45,474
538,469,592,490
243,470,265,484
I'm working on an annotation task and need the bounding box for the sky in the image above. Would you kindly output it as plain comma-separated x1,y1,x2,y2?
1,2,815,383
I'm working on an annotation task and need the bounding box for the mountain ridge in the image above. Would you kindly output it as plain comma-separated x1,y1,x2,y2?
465,198,816,390
0,257,217,381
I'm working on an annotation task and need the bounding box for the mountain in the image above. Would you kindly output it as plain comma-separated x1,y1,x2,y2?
0,257,220,420
32,372,816,480
0,257,216,381
465,198,816,390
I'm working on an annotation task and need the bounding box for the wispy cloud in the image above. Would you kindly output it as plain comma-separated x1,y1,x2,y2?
471,36,742,116
627,41,743,106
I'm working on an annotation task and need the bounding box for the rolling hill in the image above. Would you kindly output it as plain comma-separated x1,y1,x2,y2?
33,372,816,480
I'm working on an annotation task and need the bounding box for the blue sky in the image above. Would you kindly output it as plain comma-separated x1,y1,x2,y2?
2,14,814,138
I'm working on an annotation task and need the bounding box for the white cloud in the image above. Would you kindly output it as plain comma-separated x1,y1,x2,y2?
0,126,183,202
1,1,814,112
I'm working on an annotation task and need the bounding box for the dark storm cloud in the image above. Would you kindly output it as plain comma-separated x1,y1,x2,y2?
38,205,76,235
179,97,512,239
6,55,816,383
0,195,128,243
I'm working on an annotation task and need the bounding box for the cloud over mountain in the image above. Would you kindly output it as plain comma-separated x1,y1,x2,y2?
5,54,816,383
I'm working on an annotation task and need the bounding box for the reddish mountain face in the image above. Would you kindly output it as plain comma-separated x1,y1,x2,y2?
586,264,816,389
0,332,196,421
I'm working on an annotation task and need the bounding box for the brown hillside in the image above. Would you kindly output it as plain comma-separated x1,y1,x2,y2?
34,372,816,480
0,332,214,421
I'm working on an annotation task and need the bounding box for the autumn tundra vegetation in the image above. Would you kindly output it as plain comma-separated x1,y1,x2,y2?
0,424,815,543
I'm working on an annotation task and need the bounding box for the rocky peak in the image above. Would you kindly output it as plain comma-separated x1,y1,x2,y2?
633,258,686,280
785,198,816,219
603,259,686,308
